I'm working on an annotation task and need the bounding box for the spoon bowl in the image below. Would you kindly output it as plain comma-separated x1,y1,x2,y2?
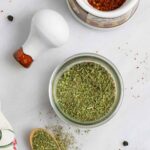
30,128,61,150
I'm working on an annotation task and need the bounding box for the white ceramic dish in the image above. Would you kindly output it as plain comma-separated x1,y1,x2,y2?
67,0,140,29
76,0,138,18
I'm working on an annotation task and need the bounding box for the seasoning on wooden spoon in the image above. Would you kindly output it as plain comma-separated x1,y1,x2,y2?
30,128,61,150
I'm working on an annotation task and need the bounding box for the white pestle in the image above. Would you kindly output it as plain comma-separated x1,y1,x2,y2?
14,9,70,68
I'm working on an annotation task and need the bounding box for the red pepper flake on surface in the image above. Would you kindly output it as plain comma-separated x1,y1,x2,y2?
14,48,33,68
88,0,126,11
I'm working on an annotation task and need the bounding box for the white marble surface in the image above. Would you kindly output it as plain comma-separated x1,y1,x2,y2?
0,0,150,150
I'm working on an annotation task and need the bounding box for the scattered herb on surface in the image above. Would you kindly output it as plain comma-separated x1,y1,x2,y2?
56,62,116,123
75,129,80,134
46,125,76,150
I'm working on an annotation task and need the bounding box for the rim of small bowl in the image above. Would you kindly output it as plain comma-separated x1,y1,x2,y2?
49,53,124,128
76,0,139,18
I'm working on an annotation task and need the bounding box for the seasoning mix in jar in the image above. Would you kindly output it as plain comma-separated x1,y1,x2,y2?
55,62,116,123
66,0,140,28
49,53,123,127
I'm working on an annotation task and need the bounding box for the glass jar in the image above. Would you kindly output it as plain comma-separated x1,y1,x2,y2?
49,53,124,128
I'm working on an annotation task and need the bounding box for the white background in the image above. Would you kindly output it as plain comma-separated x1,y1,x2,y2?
0,0,150,150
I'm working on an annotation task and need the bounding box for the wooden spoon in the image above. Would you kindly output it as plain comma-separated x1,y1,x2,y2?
30,128,61,150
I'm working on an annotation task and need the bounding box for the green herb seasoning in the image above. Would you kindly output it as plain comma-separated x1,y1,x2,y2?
52,125,75,150
32,130,60,150
45,125,76,150
55,62,116,123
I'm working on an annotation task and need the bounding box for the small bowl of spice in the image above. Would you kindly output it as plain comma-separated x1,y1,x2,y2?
66,0,140,29
49,53,123,128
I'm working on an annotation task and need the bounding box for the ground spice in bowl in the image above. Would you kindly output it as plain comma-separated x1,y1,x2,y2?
88,0,126,11
67,0,139,28
54,61,116,124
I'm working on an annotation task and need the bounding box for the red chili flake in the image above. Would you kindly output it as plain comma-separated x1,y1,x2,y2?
88,0,126,11
14,48,33,68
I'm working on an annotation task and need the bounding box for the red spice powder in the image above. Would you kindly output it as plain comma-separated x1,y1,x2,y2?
88,0,126,11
